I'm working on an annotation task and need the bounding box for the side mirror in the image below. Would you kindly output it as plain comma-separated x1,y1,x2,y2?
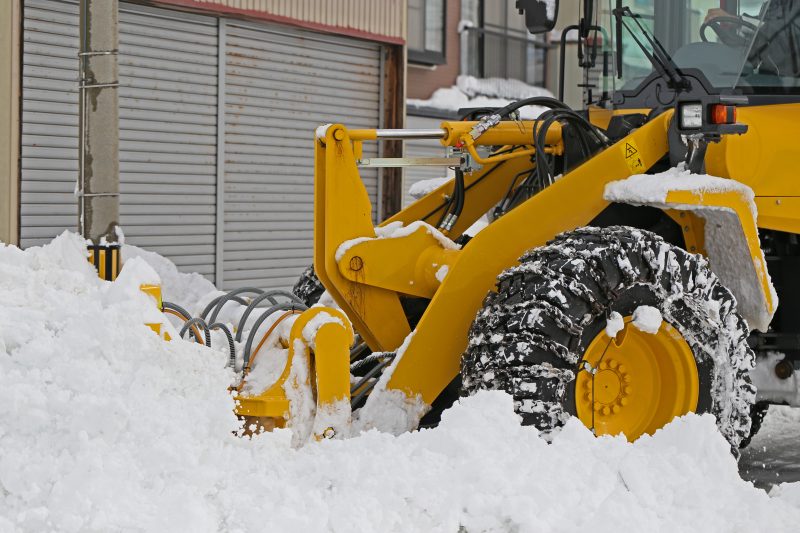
516,0,559,34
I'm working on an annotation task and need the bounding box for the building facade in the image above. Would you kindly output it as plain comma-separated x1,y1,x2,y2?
0,0,405,291
402,0,554,207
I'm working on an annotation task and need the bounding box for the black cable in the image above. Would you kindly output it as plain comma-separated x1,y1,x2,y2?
493,96,571,119
420,150,517,225
453,169,465,219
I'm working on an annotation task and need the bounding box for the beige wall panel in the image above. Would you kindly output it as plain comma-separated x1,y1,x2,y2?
157,0,406,41
0,0,20,245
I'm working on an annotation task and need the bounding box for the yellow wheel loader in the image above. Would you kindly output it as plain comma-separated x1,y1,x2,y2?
200,0,800,449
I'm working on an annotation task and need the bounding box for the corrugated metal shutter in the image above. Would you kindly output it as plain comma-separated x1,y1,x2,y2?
21,0,80,246
222,21,382,291
21,0,218,279
402,114,450,207
118,4,218,278
186,0,406,41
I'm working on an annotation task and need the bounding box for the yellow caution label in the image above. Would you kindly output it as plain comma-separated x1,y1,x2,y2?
622,139,644,173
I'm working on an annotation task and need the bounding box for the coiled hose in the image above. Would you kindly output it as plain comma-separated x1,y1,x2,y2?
164,300,236,368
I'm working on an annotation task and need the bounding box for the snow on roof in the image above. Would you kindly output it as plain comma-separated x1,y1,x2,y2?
408,75,554,120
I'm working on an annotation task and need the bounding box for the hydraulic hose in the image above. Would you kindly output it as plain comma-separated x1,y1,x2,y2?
201,287,265,323
235,289,303,342
179,317,211,346
493,96,571,119
208,322,236,368
242,302,308,370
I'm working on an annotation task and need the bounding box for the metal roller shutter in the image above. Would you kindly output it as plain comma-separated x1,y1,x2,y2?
402,114,450,208
118,4,218,278
21,0,218,279
21,0,80,246
222,21,383,291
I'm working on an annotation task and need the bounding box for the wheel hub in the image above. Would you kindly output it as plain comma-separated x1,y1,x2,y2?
576,316,699,440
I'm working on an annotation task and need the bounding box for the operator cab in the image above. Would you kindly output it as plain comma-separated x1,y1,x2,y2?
521,0,800,107
608,0,800,106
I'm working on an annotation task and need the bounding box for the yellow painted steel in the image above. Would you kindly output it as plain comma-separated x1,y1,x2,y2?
314,126,411,353
665,209,706,255
383,112,673,405
575,317,699,440
346,121,564,147
235,307,354,434
336,226,461,298
707,104,800,198
664,189,775,317
140,284,172,341
754,197,800,234
306,308,354,414
382,152,535,237
439,121,564,148
312,100,797,433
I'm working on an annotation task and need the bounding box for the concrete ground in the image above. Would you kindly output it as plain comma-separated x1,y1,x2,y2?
739,405,800,489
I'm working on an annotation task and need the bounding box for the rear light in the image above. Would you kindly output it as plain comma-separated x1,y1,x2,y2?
711,104,737,125
679,103,703,129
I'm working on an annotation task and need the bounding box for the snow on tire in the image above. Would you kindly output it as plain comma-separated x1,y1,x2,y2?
461,226,757,450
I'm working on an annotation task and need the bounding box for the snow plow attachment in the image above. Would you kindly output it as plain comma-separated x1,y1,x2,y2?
234,307,354,440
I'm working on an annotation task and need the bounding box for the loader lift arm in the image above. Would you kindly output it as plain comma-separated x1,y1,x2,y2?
314,110,673,426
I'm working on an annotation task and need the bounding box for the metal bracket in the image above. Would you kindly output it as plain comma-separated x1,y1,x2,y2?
357,157,462,168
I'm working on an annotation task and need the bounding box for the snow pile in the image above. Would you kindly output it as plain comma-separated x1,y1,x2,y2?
605,311,625,338
408,75,554,120
408,177,450,199
336,220,460,262
123,244,216,312
4,234,800,531
604,164,756,213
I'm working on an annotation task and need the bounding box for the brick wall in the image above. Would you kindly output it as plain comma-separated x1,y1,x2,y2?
407,0,461,99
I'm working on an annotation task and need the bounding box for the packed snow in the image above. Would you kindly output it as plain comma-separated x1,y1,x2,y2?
632,305,663,334
336,220,461,262
603,164,756,210
123,244,216,311
408,75,554,120
4,233,800,531
408,177,451,199
605,311,625,338
435,264,449,283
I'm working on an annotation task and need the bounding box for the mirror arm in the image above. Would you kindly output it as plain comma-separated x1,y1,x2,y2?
559,24,581,102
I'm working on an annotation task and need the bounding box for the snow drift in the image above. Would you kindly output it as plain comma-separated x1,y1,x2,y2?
2,232,800,532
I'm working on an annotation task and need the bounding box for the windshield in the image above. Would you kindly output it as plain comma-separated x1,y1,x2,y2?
596,0,800,95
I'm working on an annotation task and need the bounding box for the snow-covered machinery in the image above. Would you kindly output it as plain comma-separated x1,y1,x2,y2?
152,0,800,449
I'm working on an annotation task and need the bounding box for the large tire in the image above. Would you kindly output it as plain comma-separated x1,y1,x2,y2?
740,402,770,449
292,265,326,307
462,226,757,450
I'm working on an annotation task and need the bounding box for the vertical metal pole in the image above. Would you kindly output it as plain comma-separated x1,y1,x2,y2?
78,0,119,244
0,0,20,246
215,19,226,288
376,45,385,222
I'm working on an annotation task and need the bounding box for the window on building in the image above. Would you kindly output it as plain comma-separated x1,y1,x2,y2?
481,0,543,83
408,0,446,64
